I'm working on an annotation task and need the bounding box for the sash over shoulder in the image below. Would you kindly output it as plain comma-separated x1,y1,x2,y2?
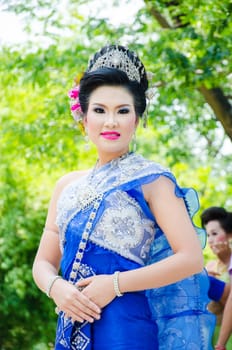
56,152,206,254
54,152,212,350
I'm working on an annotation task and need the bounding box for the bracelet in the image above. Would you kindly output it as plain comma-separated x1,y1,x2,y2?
215,345,226,350
113,271,123,297
46,275,62,298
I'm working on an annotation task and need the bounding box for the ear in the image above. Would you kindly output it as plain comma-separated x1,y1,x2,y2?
135,116,139,128
83,115,88,128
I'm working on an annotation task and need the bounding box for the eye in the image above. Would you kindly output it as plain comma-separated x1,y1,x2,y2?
118,108,130,114
212,231,218,236
94,107,105,113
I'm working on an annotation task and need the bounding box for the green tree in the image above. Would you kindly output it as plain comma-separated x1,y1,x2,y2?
0,0,231,348
144,0,232,141
0,43,96,349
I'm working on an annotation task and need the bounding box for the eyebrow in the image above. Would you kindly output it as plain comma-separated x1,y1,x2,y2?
92,103,132,108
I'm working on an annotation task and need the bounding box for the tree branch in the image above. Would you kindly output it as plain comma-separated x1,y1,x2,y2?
198,86,232,141
145,1,232,142
144,0,189,28
144,1,172,28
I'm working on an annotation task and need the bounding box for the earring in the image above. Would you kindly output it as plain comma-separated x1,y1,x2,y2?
132,132,137,152
143,77,157,128
84,129,90,150
229,238,232,249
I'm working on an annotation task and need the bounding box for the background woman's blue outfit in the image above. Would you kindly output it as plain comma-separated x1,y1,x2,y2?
55,152,215,349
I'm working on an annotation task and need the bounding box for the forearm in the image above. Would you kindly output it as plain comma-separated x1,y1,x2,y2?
220,283,231,306
32,259,60,295
118,251,203,293
216,292,232,347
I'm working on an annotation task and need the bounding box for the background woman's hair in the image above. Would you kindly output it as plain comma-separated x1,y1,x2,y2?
79,45,148,117
201,206,232,234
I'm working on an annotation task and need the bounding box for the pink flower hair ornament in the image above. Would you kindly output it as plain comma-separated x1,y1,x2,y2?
68,85,84,122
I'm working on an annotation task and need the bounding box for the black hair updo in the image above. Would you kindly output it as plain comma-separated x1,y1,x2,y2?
201,206,232,234
79,45,148,117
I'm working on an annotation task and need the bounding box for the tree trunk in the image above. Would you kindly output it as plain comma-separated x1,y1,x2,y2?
145,1,232,142
198,87,232,141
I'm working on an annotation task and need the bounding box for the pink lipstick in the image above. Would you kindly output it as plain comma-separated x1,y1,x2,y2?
100,131,120,140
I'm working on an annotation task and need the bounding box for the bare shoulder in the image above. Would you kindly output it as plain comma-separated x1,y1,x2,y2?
143,175,175,202
44,169,91,232
53,169,90,199
57,169,89,189
57,169,89,184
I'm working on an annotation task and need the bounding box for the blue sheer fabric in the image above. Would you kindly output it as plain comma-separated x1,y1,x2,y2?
54,153,215,349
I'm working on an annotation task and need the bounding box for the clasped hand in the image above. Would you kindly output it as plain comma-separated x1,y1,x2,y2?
50,274,116,323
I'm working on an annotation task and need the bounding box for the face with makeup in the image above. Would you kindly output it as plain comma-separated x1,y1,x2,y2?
83,85,138,165
205,220,228,254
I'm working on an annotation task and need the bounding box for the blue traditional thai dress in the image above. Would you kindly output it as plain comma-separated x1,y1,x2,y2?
55,152,215,349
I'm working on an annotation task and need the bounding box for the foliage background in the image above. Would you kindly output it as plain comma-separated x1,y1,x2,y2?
0,0,231,348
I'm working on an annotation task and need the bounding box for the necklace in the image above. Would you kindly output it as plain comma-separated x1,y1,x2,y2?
69,152,132,283
87,151,131,186
77,152,131,212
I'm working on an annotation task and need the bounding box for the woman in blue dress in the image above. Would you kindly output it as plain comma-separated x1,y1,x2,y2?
32,44,215,349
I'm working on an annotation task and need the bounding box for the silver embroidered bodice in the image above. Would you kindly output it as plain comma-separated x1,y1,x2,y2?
90,190,155,265
56,153,170,266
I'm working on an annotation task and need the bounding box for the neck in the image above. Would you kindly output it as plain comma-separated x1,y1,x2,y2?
97,150,131,167
88,151,132,185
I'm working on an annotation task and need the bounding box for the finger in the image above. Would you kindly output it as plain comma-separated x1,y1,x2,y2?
65,303,100,323
78,291,101,311
77,277,93,287
63,308,85,323
74,309,100,323
62,291,101,321
59,287,101,321
62,303,94,324
73,295,101,319
56,293,101,322
215,241,228,247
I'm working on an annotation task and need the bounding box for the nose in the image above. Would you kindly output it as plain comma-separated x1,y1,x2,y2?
104,112,118,127
207,236,214,246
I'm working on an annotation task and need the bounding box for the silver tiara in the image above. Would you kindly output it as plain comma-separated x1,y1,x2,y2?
88,46,143,83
